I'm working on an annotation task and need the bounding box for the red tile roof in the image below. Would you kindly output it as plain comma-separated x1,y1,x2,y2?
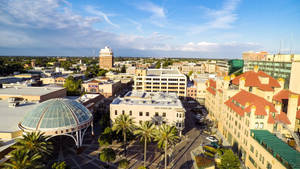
206,79,216,96
268,114,276,124
297,110,300,120
273,89,300,106
224,90,277,117
275,111,291,125
206,87,216,96
232,70,280,91
209,79,216,88
273,89,291,102
88,80,100,83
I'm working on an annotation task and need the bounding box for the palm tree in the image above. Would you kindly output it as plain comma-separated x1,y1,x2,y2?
3,149,43,169
112,114,135,157
13,132,53,158
154,124,179,169
134,121,155,167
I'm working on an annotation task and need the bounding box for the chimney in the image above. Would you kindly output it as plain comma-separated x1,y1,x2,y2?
230,74,236,80
239,77,246,90
287,94,298,130
250,105,256,118
277,78,285,90
265,105,270,115
223,76,230,89
254,65,259,73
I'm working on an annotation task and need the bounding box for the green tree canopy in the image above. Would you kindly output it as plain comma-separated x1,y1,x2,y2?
3,149,44,169
51,161,70,169
12,132,53,159
63,76,82,96
99,148,116,165
118,159,129,169
217,149,241,169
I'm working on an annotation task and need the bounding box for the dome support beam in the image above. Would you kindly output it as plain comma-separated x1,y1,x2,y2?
91,121,94,136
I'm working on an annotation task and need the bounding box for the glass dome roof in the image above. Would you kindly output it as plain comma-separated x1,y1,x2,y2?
21,98,92,130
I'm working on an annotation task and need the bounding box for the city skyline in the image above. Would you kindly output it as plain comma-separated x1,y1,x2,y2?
0,0,299,58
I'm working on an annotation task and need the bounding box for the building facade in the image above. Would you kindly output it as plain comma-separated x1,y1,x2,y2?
110,91,186,135
242,51,268,61
99,46,114,69
81,77,121,98
205,66,300,169
134,69,187,97
243,53,300,88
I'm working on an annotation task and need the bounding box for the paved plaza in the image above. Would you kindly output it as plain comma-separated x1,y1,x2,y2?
52,100,210,169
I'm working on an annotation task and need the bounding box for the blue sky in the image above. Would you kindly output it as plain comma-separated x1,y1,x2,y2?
0,0,299,58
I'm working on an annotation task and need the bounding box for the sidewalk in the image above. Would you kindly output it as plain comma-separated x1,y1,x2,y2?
213,128,230,147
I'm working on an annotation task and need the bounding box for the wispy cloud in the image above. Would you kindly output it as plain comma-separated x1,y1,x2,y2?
135,1,167,27
190,0,240,34
85,6,119,28
127,18,143,32
136,1,165,18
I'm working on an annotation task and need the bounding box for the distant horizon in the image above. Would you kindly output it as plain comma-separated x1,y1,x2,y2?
0,55,240,60
0,0,299,57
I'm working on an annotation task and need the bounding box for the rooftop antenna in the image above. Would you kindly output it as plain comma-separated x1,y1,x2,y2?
290,32,294,54
279,40,282,54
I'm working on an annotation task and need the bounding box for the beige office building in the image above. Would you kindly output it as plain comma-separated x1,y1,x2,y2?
205,66,300,169
134,69,187,97
110,91,186,135
99,46,114,69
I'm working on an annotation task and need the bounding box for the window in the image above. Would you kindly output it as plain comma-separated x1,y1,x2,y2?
155,112,159,116
163,112,166,117
139,112,143,116
259,122,264,129
250,145,254,153
255,122,259,129
129,111,132,116
267,162,272,169
115,110,118,115
146,112,149,116
249,156,257,167
139,120,142,124
122,110,125,115
249,86,253,92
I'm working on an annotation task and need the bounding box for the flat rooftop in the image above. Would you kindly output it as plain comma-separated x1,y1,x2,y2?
111,91,184,108
0,86,65,96
0,100,36,132
146,69,184,76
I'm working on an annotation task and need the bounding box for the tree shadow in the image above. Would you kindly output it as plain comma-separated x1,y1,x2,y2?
178,160,193,169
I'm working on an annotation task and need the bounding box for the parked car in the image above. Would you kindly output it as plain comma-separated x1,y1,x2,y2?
206,136,218,142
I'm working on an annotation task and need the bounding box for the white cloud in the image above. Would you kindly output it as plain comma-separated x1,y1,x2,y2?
190,0,240,34
0,0,100,29
85,6,119,28
0,0,261,57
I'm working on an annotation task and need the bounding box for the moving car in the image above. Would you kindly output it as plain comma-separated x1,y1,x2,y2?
206,136,218,142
